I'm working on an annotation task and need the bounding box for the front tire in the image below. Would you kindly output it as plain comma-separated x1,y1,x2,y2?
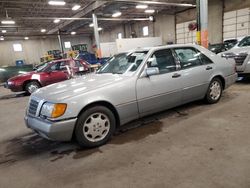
25,81,41,95
75,106,116,148
205,78,223,104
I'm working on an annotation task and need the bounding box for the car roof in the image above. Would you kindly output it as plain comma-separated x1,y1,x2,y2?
52,58,73,63
134,44,199,52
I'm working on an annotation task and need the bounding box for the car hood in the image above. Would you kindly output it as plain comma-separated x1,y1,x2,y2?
8,71,36,81
221,46,250,55
32,73,129,102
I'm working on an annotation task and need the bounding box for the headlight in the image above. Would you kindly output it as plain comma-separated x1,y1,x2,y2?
40,102,67,118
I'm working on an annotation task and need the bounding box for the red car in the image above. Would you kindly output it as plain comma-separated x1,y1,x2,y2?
5,59,90,94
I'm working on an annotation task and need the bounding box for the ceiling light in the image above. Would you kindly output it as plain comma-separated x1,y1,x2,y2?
145,9,155,14
89,23,94,27
2,30,6,33
98,28,103,31
149,16,155,22
0,37,4,41
112,12,122,18
136,4,148,9
1,20,15,24
48,1,66,6
24,37,29,40
41,29,46,33
54,19,60,23
72,5,81,11
71,31,76,35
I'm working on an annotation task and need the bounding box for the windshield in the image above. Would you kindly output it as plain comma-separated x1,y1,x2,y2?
238,36,250,47
97,51,148,74
36,62,50,72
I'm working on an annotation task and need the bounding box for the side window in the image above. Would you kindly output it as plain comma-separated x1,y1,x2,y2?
148,49,177,74
50,62,60,71
174,48,202,69
199,53,213,65
75,60,83,67
59,61,67,70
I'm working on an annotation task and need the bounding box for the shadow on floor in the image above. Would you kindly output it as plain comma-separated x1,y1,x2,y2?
0,92,28,100
0,90,238,166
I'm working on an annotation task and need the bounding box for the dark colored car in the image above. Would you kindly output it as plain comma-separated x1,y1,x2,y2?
5,59,90,94
0,64,34,83
224,39,238,50
209,43,227,54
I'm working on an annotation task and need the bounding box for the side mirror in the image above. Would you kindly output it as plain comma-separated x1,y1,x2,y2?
145,67,159,77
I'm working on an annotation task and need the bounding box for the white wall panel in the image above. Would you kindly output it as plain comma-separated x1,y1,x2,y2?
176,20,196,44
223,8,250,40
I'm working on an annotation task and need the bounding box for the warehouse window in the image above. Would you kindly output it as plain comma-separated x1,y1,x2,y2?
64,41,71,49
117,33,122,39
13,44,22,52
143,26,149,36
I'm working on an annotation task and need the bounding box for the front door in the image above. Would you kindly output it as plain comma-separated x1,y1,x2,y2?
43,61,69,86
136,49,183,117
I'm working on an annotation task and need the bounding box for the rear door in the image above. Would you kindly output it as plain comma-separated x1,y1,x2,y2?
173,47,215,103
136,49,183,116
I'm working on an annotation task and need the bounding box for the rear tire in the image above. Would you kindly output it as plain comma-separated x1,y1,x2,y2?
205,78,223,104
25,81,41,95
75,106,116,148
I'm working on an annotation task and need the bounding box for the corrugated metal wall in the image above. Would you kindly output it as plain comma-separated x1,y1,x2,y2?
223,8,250,40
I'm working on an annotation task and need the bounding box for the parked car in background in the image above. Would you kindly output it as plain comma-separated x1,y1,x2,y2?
0,64,34,83
209,39,238,54
5,59,90,94
209,43,227,54
220,35,250,78
25,44,237,148
224,39,238,50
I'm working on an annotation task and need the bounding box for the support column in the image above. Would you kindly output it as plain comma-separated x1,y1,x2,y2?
92,13,102,58
196,0,201,45
200,0,208,48
57,30,64,54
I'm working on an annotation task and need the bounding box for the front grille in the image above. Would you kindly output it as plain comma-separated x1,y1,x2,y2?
222,53,248,66
234,54,248,66
28,99,39,116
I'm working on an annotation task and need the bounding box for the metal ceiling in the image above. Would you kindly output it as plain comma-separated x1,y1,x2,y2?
0,0,195,39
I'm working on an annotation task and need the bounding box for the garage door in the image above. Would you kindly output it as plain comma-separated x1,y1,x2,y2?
223,8,250,41
176,20,196,44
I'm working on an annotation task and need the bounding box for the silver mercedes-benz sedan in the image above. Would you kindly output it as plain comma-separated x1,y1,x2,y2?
25,44,237,148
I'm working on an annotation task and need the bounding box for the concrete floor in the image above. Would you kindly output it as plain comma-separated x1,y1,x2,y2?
0,82,250,188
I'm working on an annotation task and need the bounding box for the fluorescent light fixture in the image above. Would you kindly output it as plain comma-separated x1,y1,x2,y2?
136,4,148,9
145,9,155,14
98,28,103,31
24,37,29,40
41,29,46,33
2,30,6,33
54,19,60,23
71,31,76,35
89,23,94,27
0,37,4,41
112,12,122,18
48,0,66,6
1,20,15,24
72,4,81,11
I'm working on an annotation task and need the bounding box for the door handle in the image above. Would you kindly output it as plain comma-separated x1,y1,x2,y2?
172,73,181,78
206,66,213,70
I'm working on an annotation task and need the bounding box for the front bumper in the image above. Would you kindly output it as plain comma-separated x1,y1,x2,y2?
25,115,77,141
225,73,238,89
4,81,23,92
